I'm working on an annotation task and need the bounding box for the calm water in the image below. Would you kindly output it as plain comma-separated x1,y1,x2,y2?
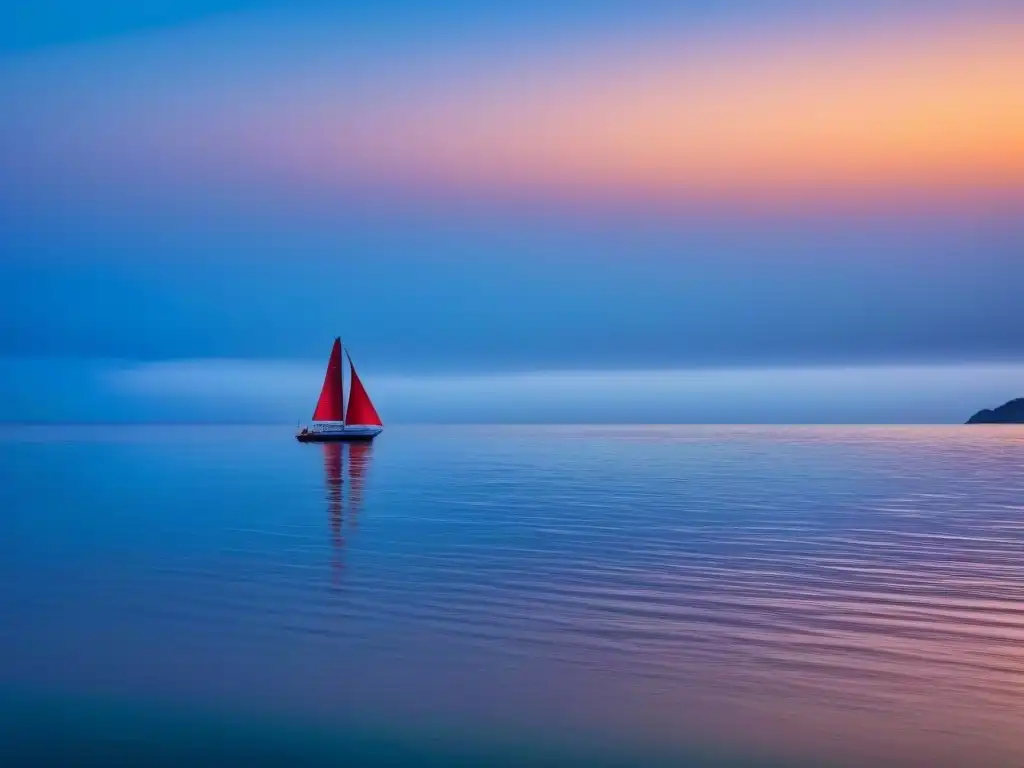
1,425,1023,767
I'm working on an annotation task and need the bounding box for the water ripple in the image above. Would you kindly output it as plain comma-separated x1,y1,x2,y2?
2,424,1024,766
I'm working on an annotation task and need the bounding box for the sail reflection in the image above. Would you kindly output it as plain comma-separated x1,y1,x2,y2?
323,443,344,562
347,442,372,532
320,442,375,582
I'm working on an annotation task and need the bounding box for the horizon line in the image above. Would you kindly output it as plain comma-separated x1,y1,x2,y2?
0,420,990,427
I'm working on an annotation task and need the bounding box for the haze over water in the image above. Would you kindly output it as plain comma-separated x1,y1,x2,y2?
3,424,1023,766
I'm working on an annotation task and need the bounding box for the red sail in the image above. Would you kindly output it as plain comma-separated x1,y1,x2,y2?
312,338,344,422
344,353,382,426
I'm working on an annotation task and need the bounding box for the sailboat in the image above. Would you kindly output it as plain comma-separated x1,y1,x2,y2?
296,337,383,442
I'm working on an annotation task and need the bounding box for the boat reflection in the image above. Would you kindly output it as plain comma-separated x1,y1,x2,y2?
347,441,372,532
323,443,344,558
321,441,374,582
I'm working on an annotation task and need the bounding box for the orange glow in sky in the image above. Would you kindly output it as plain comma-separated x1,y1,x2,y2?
2,10,1022,210
294,15,1024,204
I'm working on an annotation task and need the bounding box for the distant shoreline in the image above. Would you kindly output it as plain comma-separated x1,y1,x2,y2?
966,398,1024,424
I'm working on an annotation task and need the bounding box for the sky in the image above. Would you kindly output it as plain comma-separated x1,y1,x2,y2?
1,0,1022,422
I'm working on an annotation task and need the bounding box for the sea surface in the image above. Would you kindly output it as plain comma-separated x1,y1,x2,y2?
1,425,1023,767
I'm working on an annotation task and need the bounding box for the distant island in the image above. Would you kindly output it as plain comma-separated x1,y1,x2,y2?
967,398,1024,424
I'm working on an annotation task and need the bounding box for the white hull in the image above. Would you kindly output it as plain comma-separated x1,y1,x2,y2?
296,423,382,442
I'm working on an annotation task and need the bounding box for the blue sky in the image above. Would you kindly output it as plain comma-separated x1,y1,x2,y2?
1,0,1021,422
4,1,987,52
